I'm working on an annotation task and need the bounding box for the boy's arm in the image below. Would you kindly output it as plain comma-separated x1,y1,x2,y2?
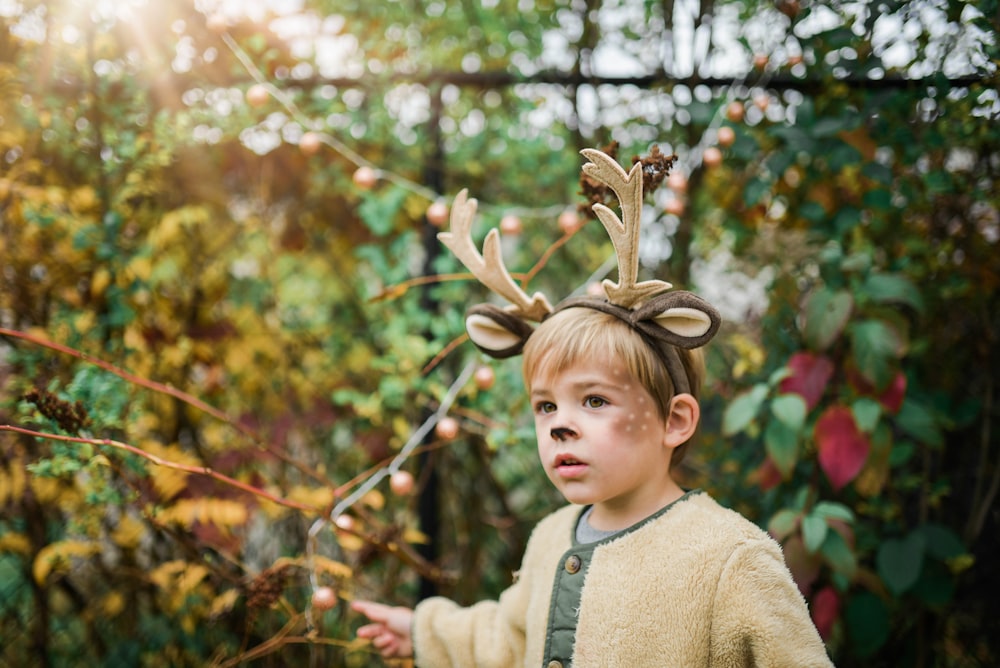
710,538,835,668
410,574,529,668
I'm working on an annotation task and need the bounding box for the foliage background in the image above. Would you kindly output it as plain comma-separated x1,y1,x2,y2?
0,0,997,666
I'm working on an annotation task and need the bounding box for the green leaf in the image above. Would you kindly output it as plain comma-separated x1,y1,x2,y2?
845,591,891,657
911,559,955,607
812,117,848,137
767,509,800,542
896,398,945,448
916,523,966,560
862,273,925,315
743,178,770,207
832,206,862,234
764,419,799,477
820,527,857,578
802,514,829,553
851,397,882,433
862,188,893,210
803,288,854,351
358,186,408,236
849,319,905,390
861,162,893,185
722,384,768,436
771,394,807,431
876,532,926,595
800,201,827,223
813,501,855,523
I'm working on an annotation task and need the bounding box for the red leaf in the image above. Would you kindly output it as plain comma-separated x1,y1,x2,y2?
879,372,907,414
811,586,840,640
847,366,907,413
750,456,783,491
815,406,871,491
780,352,835,411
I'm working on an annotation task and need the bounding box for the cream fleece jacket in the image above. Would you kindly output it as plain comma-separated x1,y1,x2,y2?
412,491,833,667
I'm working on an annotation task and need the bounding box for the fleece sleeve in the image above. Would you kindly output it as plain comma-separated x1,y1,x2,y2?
709,537,835,668
411,573,529,668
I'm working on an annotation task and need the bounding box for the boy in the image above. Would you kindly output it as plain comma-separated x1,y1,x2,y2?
352,149,833,667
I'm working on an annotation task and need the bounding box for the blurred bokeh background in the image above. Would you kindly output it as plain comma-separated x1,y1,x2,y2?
0,0,997,665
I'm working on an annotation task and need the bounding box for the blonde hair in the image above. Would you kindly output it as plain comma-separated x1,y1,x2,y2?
522,307,706,464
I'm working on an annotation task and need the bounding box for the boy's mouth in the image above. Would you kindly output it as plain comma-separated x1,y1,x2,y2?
553,454,588,478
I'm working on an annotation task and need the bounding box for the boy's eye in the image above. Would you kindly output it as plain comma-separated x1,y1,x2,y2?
535,401,556,414
585,396,607,408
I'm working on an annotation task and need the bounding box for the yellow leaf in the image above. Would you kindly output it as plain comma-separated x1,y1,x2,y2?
140,441,197,500
337,533,365,552
111,515,146,550
176,563,210,595
69,186,99,213
200,422,230,451
158,498,248,528
362,489,384,511
392,416,412,440
313,555,352,579
149,560,187,590
210,588,241,618
73,312,96,334
29,476,62,504
102,591,125,617
0,532,31,556
91,267,111,298
124,324,147,352
34,540,100,584
402,528,430,545
285,485,334,511
127,255,152,282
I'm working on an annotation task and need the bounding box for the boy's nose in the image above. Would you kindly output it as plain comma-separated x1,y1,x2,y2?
550,427,577,441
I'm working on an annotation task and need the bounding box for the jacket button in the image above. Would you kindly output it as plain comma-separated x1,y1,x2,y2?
547,661,563,668
564,554,582,574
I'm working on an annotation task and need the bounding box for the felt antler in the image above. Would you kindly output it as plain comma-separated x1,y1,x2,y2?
439,147,721,364
438,189,553,322
580,148,673,308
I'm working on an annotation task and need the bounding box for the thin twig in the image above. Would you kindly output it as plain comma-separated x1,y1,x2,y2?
0,425,321,514
0,326,332,486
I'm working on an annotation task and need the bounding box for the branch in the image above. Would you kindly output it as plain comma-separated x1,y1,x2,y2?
0,425,321,514
0,326,333,487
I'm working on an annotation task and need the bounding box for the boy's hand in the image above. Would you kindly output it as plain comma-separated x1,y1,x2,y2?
351,600,414,658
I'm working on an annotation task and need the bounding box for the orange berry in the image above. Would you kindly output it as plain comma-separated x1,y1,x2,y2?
389,470,415,496
426,201,449,227
352,165,378,190
312,586,338,611
299,132,322,155
474,366,495,390
435,417,459,441
499,214,522,235
246,84,269,107
703,146,723,168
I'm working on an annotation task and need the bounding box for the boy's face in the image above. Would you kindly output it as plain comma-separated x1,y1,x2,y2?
529,357,682,530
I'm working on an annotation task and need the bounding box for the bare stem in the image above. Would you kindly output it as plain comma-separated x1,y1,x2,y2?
0,424,320,514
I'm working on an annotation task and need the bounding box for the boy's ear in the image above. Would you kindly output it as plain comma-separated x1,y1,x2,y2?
663,393,700,448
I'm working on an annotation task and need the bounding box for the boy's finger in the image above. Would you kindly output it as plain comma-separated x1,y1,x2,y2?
355,623,384,638
351,600,389,620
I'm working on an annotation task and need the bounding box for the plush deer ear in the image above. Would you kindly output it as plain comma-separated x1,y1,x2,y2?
633,291,721,349
465,304,536,359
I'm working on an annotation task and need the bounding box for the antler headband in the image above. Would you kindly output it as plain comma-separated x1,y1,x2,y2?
438,148,722,394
